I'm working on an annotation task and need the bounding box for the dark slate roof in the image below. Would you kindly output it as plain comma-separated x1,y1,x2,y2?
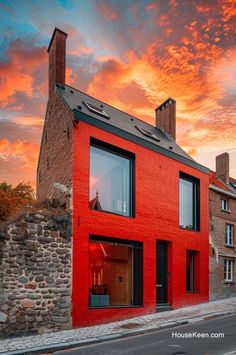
56,84,209,173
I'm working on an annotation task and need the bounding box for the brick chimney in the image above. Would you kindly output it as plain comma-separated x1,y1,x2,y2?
47,28,68,97
216,152,229,184
155,98,176,140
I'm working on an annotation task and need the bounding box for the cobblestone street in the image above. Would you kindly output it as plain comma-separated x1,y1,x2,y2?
0,297,236,354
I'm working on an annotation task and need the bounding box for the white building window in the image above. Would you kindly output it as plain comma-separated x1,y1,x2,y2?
225,224,234,246
221,198,228,211
224,259,233,282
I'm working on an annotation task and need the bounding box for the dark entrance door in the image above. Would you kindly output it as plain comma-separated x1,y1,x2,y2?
156,242,168,304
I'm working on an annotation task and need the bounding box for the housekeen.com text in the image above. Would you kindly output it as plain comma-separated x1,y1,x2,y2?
172,332,225,339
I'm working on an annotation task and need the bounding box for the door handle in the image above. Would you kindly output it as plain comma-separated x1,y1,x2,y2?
156,284,162,287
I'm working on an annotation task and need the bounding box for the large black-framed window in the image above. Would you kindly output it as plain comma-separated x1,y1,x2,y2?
179,172,200,231
89,138,135,217
89,236,143,307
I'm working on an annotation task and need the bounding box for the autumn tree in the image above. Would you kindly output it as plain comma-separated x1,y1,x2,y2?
0,182,35,221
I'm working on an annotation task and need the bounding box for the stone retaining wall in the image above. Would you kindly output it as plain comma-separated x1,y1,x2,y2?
0,211,72,338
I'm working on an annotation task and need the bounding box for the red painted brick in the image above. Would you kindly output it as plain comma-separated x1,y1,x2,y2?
72,121,209,326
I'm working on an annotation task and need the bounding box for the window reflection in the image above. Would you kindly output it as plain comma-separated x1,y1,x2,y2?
90,145,131,216
89,240,133,307
180,178,194,229
179,174,199,231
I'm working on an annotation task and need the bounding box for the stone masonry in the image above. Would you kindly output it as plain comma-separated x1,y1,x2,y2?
0,210,72,338
209,188,236,300
209,153,236,301
36,90,74,211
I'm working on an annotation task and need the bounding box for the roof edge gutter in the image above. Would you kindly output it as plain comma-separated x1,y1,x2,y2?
209,184,236,198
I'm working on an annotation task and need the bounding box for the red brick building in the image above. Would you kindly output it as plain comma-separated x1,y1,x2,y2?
210,153,236,300
37,28,209,327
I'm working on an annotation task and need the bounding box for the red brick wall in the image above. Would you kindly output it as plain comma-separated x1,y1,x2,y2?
72,121,209,326
156,100,176,140
48,29,67,98
216,153,229,184
36,92,73,210
209,189,236,300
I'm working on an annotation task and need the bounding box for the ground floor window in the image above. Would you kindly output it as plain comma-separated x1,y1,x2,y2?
186,250,199,292
224,259,233,282
89,236,143,307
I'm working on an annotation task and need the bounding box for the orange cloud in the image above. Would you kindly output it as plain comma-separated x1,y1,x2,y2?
213,47,236,91
0,67,32,107
1,1,236,188
13,116,44,126
0,40,47,108
86,22,235,168
0,139,39,189
222,0,236,22
0,139,39,168
87,58,132,108
66,67,75,86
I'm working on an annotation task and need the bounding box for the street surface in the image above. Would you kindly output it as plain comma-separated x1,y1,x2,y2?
54,314,236,355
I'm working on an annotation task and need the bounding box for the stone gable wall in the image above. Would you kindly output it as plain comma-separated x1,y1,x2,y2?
36,92,74,211
0,211,72,338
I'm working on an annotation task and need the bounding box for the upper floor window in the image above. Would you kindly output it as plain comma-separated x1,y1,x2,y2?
225,224,234,246
221,198,229,212
179,173,200,231
224,259,233,282
89,138,134,217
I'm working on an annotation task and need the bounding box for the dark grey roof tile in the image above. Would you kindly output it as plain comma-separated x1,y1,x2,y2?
57,84,194,160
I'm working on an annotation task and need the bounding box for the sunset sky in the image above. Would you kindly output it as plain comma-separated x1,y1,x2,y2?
0,0,235,189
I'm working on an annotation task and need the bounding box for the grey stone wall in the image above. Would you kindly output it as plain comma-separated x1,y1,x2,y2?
0,211,72,338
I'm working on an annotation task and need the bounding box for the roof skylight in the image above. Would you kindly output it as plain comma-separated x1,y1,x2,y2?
135,125,160,142
83,101,110,119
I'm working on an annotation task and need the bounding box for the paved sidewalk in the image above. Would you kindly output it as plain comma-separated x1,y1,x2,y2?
1,297,236,355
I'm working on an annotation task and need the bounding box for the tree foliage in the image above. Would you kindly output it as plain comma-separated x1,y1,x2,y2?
0,182,35,221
